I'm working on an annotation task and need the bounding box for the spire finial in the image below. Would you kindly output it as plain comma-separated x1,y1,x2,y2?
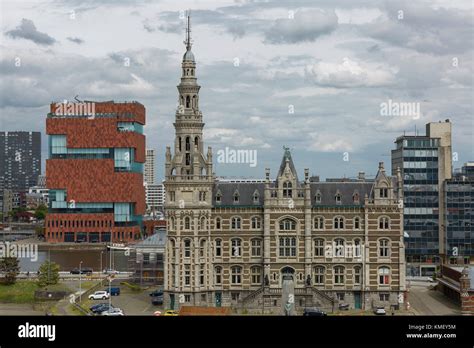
184,11,192,50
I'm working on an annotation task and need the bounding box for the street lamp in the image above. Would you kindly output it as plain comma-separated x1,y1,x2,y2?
79,261,83,302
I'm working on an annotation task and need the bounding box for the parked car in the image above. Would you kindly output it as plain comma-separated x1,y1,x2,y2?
163,310,178,316
101,308,124,316
151,294,163,305
104,287,121,296
303,308,327,316
70,268,93,275
149,289,163,297
373,306,386,315
103,269,119,275
89,291,109,300
338,303,350,311
89,303,114,314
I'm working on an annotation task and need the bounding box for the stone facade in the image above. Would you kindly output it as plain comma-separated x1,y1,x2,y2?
163,16,406,314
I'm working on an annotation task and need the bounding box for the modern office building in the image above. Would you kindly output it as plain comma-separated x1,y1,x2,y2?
145,183,165,213
145,148,156,185
391,121,452,276
0,131,41,192
445,162,474,265
164,16,406,313
44,101,146,243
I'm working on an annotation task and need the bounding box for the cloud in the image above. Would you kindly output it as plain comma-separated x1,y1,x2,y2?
5,19,56,46
264,9,338,44
67,37,84,44
306,57,397,88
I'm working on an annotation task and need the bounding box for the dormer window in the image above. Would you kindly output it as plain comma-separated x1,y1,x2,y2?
335,193,342,205
353,192,360,204
215,190,222,203
380,188,388,198
315,193,322,204
283,181,292,198
233,190,240,203
253,191,259,204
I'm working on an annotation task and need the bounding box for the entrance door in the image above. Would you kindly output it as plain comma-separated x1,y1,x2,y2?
169,294,175,310
354,292,361,309
215,292,222,307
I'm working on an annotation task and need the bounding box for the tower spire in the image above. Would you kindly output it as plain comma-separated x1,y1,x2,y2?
184,11,192,51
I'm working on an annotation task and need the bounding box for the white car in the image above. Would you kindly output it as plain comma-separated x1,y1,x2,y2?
101,308,124,316
103,269,119,275
374,306,386,315
88,291,109,300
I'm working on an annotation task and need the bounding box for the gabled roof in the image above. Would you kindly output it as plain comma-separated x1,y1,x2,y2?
277,147,299,183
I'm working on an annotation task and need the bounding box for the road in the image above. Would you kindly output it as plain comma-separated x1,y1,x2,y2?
408,281,460,315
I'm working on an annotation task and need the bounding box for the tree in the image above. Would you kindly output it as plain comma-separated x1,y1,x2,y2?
0,257,20,285
35,226,45,239
34,204,48,220
37,261,60,287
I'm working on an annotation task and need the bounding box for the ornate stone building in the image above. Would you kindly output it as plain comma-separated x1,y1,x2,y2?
164,16,406,313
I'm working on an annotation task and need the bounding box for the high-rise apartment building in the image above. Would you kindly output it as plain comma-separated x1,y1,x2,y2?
145,183,165,212
44,101,146,243
145,148,156,185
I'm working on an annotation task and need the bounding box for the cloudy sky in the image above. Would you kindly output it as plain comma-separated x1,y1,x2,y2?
0,0,473,181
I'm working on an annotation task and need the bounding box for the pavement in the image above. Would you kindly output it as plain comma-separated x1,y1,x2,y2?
408,281,461,315
0,303,44,316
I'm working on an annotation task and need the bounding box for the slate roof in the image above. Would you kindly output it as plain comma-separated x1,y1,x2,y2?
310,182,372,206
213,182,265,206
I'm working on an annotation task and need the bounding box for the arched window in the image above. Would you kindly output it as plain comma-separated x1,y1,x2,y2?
192,95,196,108
378,267,390,285
214,239,222,257
311,266,323,285
378,216,390,230
169,216,175,230
283,181,292,198
314,216,324,230
231,266,242,284
184,239,191,258
185,136,191,151
186,95,190,108
200,216,206,230
231,217,241,229
354,217,360,230
334,216,344,229
279,218,296,231
194,136,199,148
251,266,262,284
215,217,221,229
251,216,261,229
215,266,222,285
354,266,361,284
314,238,324,257
334,239,345,257
200,239,206,258
379,239,390,257
231,238,242,257
334,266,345,284
251,239,262,257
353,239,362,257
170,239,176,260
184,216,191,230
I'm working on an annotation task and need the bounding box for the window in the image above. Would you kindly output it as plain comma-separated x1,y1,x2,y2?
354,239,362,257
200,217,206,230
334,266,345,284
279,237,297,257
314,266,325,285
184,239,191,258
231,239,241,257
314,216,324,230
253,191,259,203
184,294,191,302
335,193,342,204
354,217,360,230
215,239,222,257
251,267,261,284
199,191,206,201
251,239,262,257
280,218,296,231
378,267,390,285
185,137,191,151
231,266,242,284
200,239,206,258
283,181,292,198
379,293,390,301
334,217,344,229
379,217,390,230
315,192,322,204
380,188,388,198
336,292,345,301
184,265,191,286
215,191,222,203
200,265,205,285
353,266,361,284
215,217,221,229
353,193,360,203
231,292,240,301
251,216,261,229
314,239,324,257
233,191,239,203
231,217,241,229
334,239,345,257
215,266,222,285
170,191,175,202
379,239,390,257
184,216,191,230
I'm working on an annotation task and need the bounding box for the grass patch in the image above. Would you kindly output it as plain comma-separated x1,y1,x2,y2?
0,281,38,303
120,281,142,292
68,304,87,316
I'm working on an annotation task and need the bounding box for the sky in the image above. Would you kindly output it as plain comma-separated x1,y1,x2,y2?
0,0,473,181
